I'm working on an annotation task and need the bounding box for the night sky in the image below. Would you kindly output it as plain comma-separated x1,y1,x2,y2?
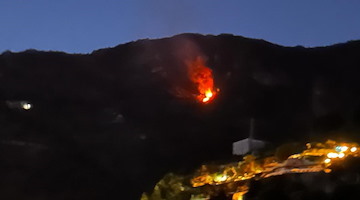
1,0,360,53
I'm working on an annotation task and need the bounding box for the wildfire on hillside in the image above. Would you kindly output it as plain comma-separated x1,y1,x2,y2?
187,57,218,103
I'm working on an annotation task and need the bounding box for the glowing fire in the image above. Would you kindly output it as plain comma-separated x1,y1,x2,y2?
202,89,213,103
187,57,217,103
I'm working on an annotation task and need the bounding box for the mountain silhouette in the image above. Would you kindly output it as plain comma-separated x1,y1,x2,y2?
1,33,360,199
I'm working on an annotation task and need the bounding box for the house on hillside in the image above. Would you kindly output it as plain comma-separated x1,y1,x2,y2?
232,118,267,155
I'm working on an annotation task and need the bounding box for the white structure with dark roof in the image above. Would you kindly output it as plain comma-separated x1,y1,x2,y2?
232,118,267,155
233,138,266,155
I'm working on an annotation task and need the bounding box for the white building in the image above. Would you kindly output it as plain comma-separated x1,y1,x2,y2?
232,118,267,155
232,138,267,155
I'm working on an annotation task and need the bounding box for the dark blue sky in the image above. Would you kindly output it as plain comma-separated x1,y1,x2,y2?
1,0,360,53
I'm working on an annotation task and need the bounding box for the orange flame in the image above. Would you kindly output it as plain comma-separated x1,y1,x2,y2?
187,57,217,103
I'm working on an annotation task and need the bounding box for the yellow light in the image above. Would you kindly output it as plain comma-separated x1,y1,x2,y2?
338,152,345,158
306,143,311,149
324,158,331,164
351,147,357,152
232,192,244,200
214,174,227,182
327,152,338,158
341,146,348,152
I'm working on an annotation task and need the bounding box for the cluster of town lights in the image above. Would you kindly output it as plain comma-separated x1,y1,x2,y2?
324,145,357,164
141,140,360,200
189,140,359,200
